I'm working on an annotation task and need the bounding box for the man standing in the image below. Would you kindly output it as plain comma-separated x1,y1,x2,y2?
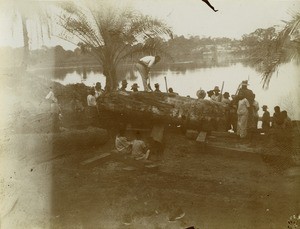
119,80,128,92
262,105,271,131
237,94,250,138
86,89,98,126
135,55,161,91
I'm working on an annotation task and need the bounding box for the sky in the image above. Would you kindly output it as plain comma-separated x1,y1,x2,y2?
0,0,299,50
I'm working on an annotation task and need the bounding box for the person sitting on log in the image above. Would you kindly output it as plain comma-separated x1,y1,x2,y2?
134,55,161,91
115,129,132,154
196,89,206,99
154,83,161,92
131,83,139,92
206,90,214,100
131,131,150,161
168,87,178,95
211,86,221,102
222,92,231,105
119,80,128,92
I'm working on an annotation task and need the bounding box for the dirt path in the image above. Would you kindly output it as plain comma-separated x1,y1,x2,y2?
48,132,299,229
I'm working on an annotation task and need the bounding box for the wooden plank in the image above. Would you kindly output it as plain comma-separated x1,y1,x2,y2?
196,131,207,142
81,152,111,166
211,131,236,138
207,142,256,153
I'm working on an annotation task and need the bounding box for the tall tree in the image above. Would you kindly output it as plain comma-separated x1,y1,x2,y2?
1,0,53,69
57,0,172,91
243,13,300,88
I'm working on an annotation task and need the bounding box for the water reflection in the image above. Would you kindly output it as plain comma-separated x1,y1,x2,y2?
34,62,300,119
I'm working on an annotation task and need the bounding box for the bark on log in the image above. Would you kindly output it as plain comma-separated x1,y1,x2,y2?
98,91,227,131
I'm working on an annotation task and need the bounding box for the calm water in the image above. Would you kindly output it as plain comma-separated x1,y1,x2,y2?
48,62,300,119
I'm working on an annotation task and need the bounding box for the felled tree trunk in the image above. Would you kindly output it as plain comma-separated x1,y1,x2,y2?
98,91,227,131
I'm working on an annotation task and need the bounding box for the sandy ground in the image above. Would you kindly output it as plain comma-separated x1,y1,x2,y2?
1,127,299,229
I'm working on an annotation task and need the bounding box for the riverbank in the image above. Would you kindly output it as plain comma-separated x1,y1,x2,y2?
0,72,299,228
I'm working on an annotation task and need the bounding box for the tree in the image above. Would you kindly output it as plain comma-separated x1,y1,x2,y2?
1,0,53,69
242,13,300,88
259,12,300,87
57,0,172,91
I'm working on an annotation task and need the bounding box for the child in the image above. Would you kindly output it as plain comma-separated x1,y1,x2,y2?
131,131,150,160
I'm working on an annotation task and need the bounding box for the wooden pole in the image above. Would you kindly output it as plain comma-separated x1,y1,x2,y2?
164,76,168,93
219,81,224,102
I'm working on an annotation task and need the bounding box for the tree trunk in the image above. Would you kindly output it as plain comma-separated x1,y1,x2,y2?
21,15,29,69
98,91,227,131
103,65,118,91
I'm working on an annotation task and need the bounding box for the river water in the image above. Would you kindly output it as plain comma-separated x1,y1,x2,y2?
50,62,300,119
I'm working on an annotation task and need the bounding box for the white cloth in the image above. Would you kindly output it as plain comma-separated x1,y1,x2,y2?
87,94,97,107
237,98,250,138
139,56,156,68
115,136,131,154
237,98,250,116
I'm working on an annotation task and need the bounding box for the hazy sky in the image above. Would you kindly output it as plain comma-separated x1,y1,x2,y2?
0,0,299,49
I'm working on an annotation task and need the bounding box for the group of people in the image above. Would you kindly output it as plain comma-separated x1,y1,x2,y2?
118,79,164,93
195,80,292,138
115,130,151,161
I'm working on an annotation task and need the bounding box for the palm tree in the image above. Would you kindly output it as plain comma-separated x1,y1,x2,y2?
57,0,173,91
258,12,300,88
1,0,53,69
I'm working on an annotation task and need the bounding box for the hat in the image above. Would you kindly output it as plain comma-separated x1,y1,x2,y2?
122,79,128,85
131,83,139,88
196,89,206,98
207,90,214,96
241,80,249,86
213,86,220,91
223,92,230,97
154,83,159,87
262,105,268,109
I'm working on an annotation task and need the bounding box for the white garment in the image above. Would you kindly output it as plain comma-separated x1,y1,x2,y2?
139,56,156,68
237,98,250,115
87,94,97,107
237,98,250,138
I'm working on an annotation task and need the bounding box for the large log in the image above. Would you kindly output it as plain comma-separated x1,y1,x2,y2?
98,91,227,130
